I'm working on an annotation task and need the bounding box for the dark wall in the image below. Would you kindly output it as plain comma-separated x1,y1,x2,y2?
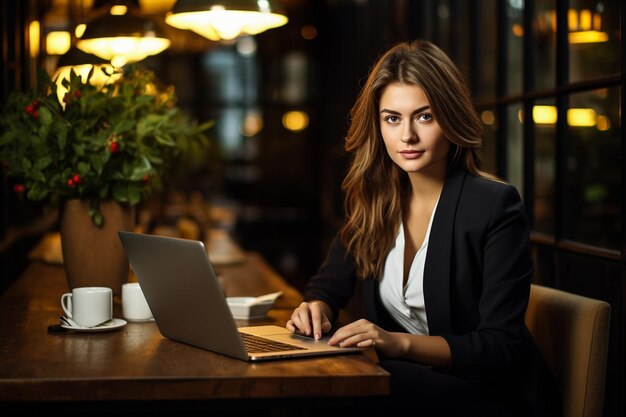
0,0,50,292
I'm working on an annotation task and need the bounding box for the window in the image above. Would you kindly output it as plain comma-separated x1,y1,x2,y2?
458,0,622,255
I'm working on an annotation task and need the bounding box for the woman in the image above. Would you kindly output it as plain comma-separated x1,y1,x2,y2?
287,40,561,416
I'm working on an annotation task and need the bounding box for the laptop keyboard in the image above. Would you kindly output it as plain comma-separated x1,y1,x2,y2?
240,332,307,353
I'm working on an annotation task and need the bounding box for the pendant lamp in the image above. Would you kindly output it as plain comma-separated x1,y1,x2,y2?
165,0,288,41
77,2,171,67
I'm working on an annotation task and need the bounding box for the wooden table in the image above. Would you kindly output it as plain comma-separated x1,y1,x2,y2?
0,253,389,412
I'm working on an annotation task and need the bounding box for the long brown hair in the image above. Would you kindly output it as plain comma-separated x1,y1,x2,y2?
340,39,499,279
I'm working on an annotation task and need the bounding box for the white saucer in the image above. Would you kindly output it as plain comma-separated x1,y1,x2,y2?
124,317,155,323
60,318,127,333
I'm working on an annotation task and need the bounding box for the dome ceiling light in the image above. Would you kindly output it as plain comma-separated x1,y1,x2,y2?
77,1,171,67
165,0,288,41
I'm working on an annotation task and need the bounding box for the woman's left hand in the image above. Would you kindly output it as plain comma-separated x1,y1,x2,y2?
328,318,405,357
328,319,451,365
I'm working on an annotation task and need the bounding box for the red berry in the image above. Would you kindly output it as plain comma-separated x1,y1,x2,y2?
32,110,39,119
67,178,74,187
24,104,33,114
74,90,81,98
32,99,40,109
73,174,81,184
13,184,25,193
109,141,120,153
142,174,150,182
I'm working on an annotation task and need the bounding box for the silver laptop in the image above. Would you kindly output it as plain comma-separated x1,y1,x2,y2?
118,231,365,361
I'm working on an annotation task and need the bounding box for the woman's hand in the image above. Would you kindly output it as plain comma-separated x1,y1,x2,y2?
328,319,407,357
286,301,332,340
329,319,452,366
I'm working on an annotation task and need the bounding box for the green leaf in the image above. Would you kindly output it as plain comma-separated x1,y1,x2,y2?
127,184,141,205
21,157,32,170
155,134,176,147
27,182,47,200
86,65,95,83
115,119,135,133
198,120,215,131
145,114,163,124
136,119,149,138
129,156,152,180
111,170,125,180
112,183,129,202
34,156,52,170
31,170,46,182
99,184,109,199
0,130,18,146
88,207,103,227
38,121,51,141
147,154,163,164
73,143,85,156
134,95,153,106
77,162,90,175
57,129,68,150
92,155,105,174
37,68,52,90
38,106,53,127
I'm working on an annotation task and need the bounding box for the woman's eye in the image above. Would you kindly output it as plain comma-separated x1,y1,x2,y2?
385,115,400,123
417,113,433,122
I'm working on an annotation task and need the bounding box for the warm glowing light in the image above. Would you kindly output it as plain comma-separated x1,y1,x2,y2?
533,106,558,125
282,111,309,132
166,7,288,41
593,13,602,31
511,23,524,37
481,110,495,125
75,24,87,38
46,31,71,55
29,21,40,58
596,115,610,131
530,105,598,127
567,8,608,44
77,8,170,65
567,108,597,127
579,9,592,30
110,5,128,15
242,111,263,137
568,9,578,31
568,30,609,43
301,25,317,40
78,37,170,66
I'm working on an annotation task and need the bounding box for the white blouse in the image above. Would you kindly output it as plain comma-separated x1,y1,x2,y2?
379,200,439,335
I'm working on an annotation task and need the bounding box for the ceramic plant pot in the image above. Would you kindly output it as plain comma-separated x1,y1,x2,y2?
60,199,135,296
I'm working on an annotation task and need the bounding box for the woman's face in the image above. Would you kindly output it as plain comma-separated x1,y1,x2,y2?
379,82,450,177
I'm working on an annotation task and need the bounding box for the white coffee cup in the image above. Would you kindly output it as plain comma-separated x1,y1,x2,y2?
122,282,153,322
61,287,112,328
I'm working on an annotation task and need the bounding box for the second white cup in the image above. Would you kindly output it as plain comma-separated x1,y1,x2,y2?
122,282,153,322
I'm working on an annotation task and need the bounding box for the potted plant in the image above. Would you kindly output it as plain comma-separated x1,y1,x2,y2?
0,64,214,294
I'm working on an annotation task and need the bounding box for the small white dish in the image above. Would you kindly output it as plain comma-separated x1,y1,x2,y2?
227,297,274,320
60,317,127,332
125,317,155,323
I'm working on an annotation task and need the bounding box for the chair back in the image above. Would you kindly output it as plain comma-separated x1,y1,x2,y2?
525,284,611,417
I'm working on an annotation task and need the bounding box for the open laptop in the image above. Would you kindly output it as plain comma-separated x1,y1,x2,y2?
118,231,366,361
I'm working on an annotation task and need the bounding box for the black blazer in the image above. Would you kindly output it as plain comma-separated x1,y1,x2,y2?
303,167,561,417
